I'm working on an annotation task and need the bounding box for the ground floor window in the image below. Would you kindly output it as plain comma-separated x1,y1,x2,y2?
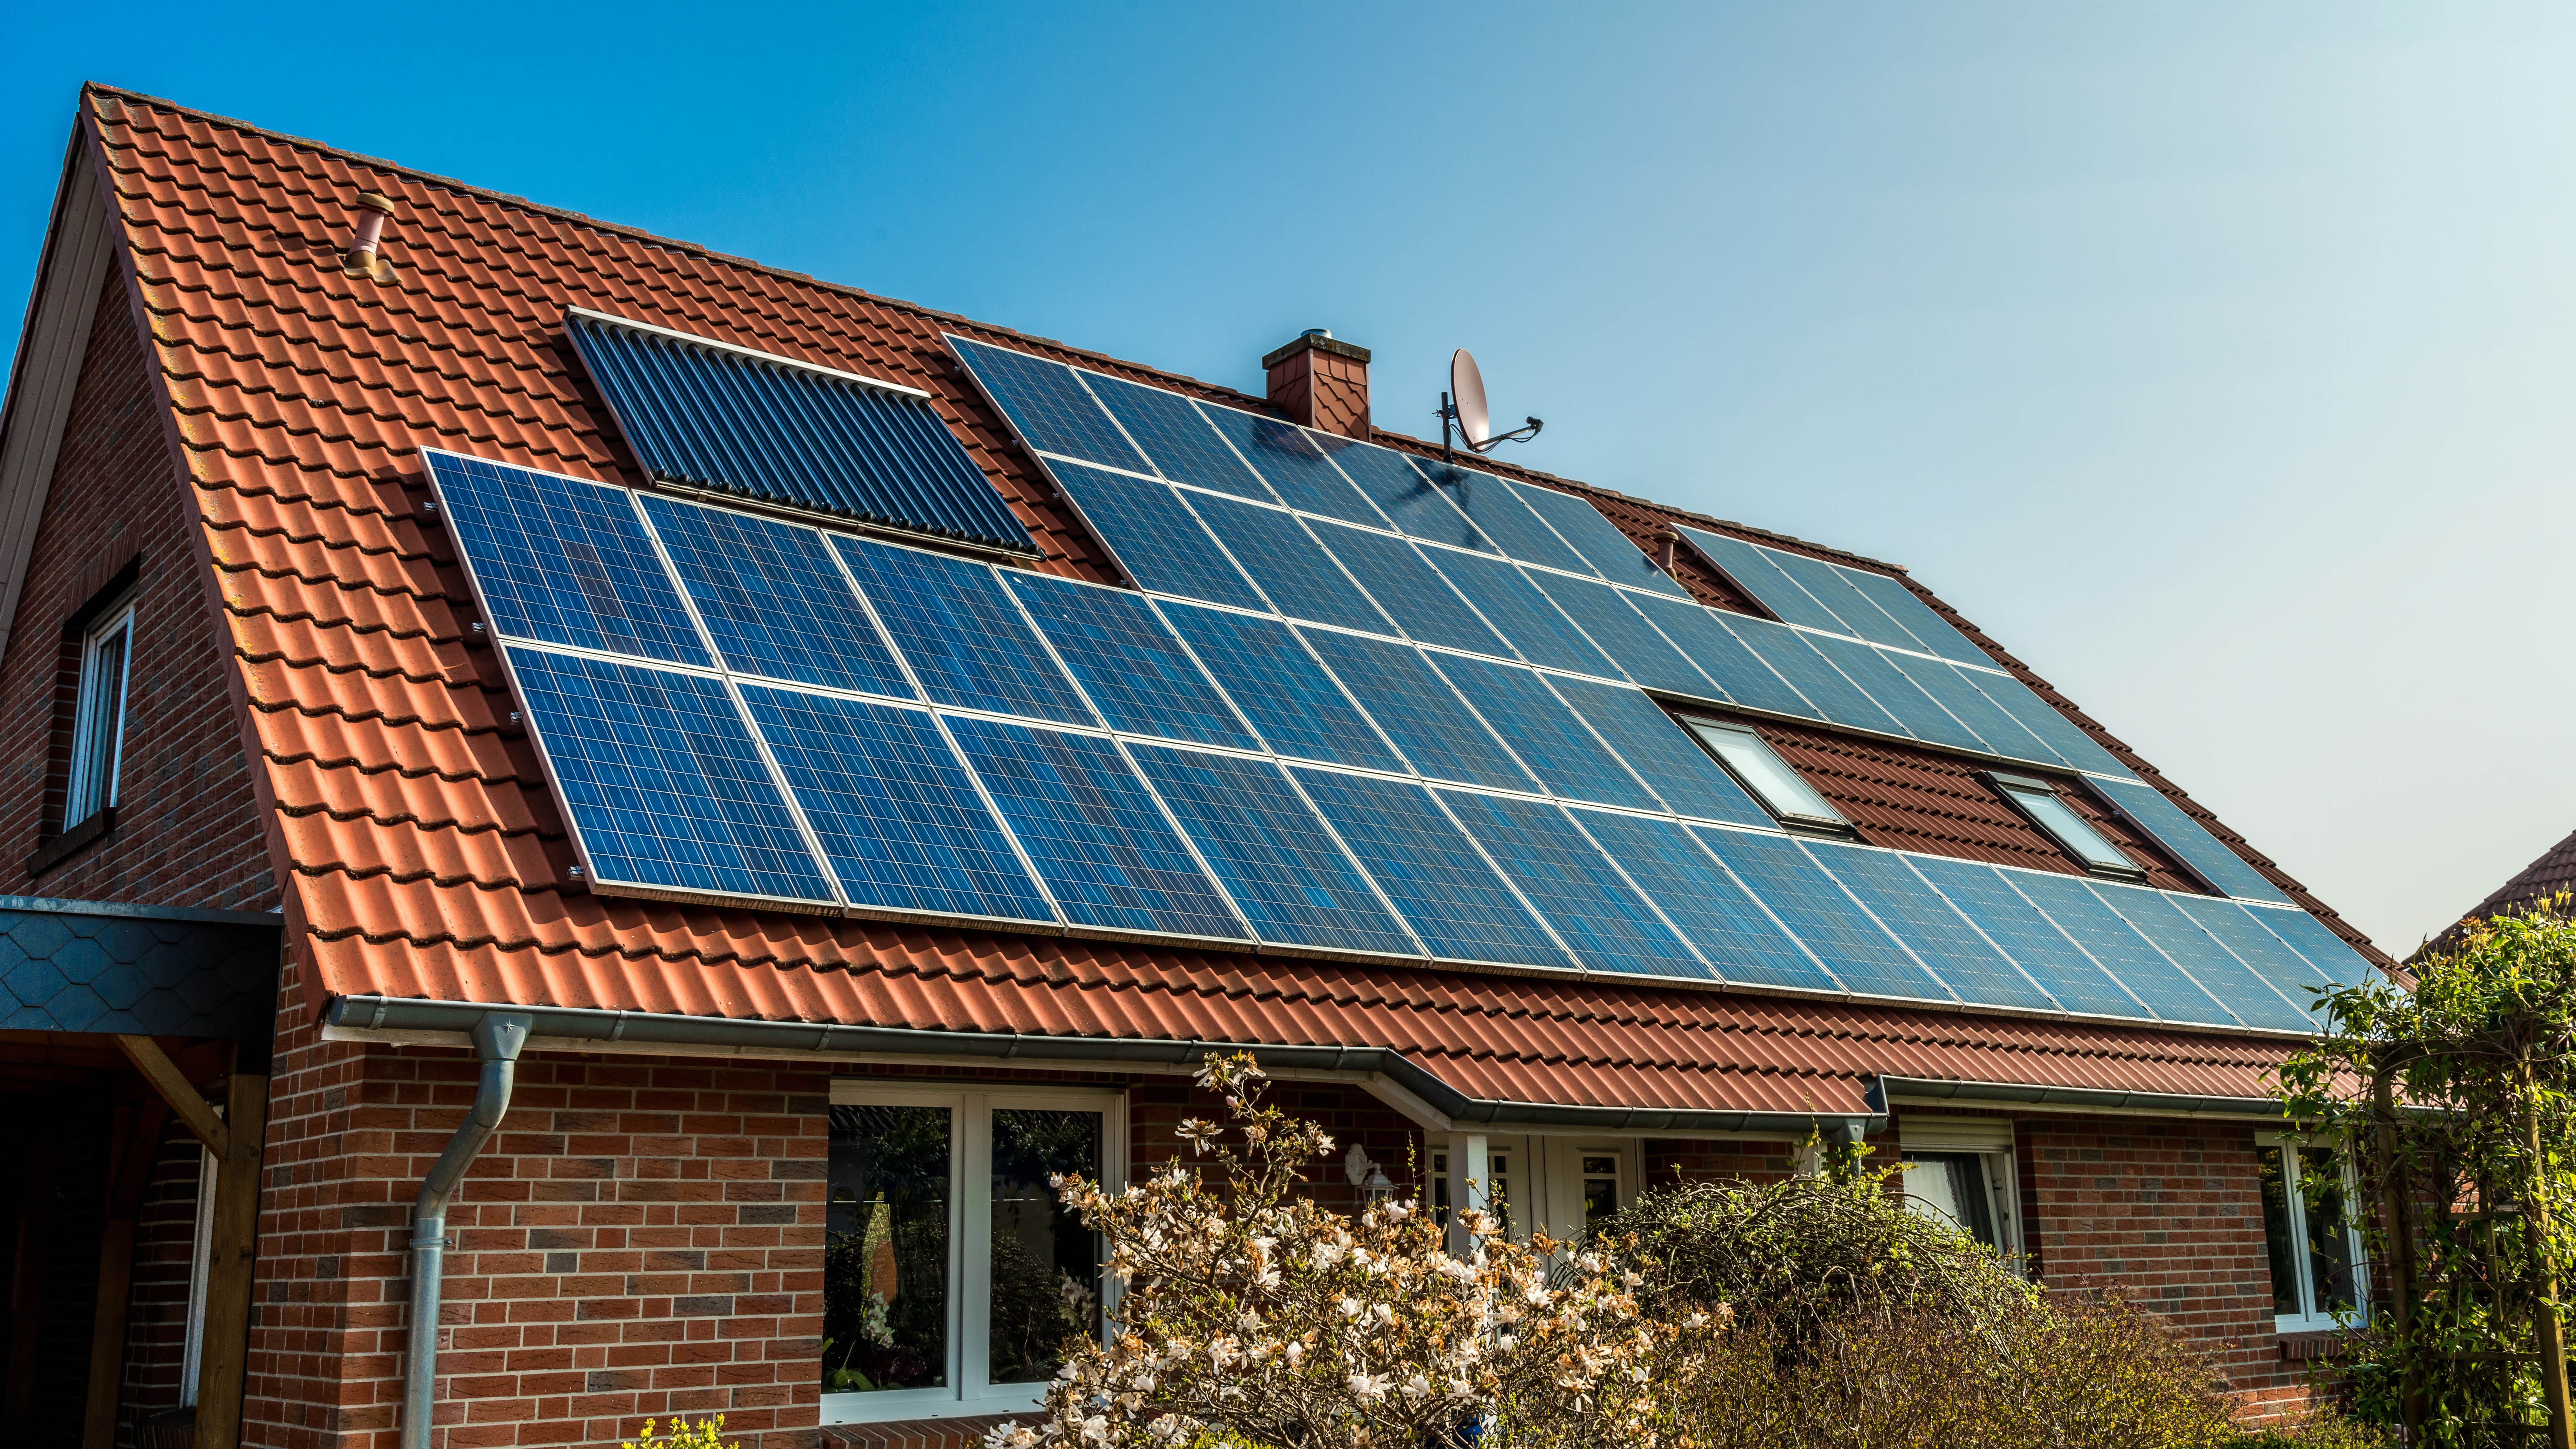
2258,1133,2364,1332
1895,1117,2024,1269
824,1084,1124,1423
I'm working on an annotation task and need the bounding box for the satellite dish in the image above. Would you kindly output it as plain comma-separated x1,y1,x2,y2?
1438,348,1543,460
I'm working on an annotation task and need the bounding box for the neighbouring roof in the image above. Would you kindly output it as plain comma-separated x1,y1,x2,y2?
0,83,2390,1116
2417,824,2576,962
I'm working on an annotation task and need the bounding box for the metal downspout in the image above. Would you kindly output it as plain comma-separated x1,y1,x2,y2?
403,1013,530,1449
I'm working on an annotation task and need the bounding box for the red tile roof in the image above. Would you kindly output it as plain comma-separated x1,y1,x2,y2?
59,83,2376,1113
2418,824,2576,961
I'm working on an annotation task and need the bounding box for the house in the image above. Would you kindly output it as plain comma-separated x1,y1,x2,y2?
0,84,2395,1449
2416,825,2576,960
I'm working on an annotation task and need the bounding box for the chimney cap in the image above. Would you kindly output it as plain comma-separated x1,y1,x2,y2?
1263,330,1371,370
354,191,396,215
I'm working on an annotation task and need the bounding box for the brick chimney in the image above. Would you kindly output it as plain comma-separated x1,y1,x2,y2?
1263,329,1372,438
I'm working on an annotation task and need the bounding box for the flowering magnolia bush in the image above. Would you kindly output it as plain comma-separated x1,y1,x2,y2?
985,1052,1728,1448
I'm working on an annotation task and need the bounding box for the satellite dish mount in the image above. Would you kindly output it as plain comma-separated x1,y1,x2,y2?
1438,348,1542,461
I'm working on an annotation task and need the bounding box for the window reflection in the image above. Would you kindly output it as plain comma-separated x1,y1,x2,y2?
826,1105,950,1393
2304,1148,2359,1314
990,1108,1104,1386
2257,1145,2301,1316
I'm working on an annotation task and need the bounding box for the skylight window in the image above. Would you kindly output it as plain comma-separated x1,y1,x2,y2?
1682,718,1846,830
1984,771,2142,878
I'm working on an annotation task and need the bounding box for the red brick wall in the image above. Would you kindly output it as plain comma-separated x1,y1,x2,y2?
0,272,270,909
1644,1138,1801,1187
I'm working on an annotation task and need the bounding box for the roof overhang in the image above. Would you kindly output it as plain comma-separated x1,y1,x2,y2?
1869,1073,2289,1122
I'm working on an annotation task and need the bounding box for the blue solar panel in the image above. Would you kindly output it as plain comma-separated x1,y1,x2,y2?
1084,373,1274,500
1806,845,2057,1011
1689,827,1941,1001
1573,810,1838,992
1440,791,1708,980
1315,439,1494,551
503,647,833,905
1156,603,1404,772
949,338,1150,474
1722,615,1906,735
1634,595,1820,718
1427,655,1659,812
1768,548,1912,648
1289,767,1572,970
1040,461,1269,613
1426,550,1620,676
1183,490,1393,635
737,685,1054,923
2171,896,2338,1008
1510,482,1689,596
1308,524,1512,657
1544,677,1773,828
831,538,1100,728
1804,633,1988,752
637,494,912,697
1901,857,2145,1019
941,716,1248,940
1833,564,1989,666
1293,628,1536,792
1126,743,1417,957
1003,573,1258,750
2094,883,2310,1031
1879,650,2057,764
1517,575,1710,698
1420,463,1592,573
2001,871,2232,1026
2243,903,2380,990
1194,403,1386,526
427,452,710,666
1674,527,1850,634
1963,670,2132,776
2085,776,2288,902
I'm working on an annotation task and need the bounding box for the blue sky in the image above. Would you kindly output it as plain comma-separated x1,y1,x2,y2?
6,3,2570,955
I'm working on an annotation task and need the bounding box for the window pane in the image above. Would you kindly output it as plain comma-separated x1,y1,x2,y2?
826,1105,951,1393
1900,1152,1995,1249
2257,1145,2304,1315
2004,783,2134,872
70,617,131,821
990,1108,1104,1386
1581,1156,1621,1233
2303,1148,2359,1315
1683,718,1843,824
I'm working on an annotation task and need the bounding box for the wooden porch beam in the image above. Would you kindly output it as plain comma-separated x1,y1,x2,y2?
81,1097,167,1449
113,1035,225,1159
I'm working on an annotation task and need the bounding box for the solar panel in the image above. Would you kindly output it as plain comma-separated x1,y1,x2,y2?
1308,523,1512,657
1194,403,1387,527
637,494,913,697
1422,462,1594,574
1766,548,1916,649
1125,742,1418,957
1689,827,1940,1001
1959,670,2132,776
1038,461,1269,613
2094,883,2309,1031
1083,372,1275,500
1424,549,1620,676
737,685,1055,923
1674,527,1849,634
1315,439,1494,551
426,451,710,666
1833,563,1989,666
2000,871,2233,1027
1002,573,1259,750
1509,482,1690,596
948,338,1150,474
1633,595,1821,719
1902,857,2146,1019
830,537,1099,728
1806,844,2059,1012
1523,574,1719,699
2243,903,2380,990
1182,490,1394,635
503,646,834,906
1721,615,1906,736
1438,791,1710,980
2171,896,2337,1016
1878,650,2056,764
1571,810,1839,992
940,715,1249,940
1803,632,1988,753
1155,603,1405,772
1293,628,1537,793
1544,676,1774,828
1288,767,1573,970
2083,776,2289,902
1426,654,1660,813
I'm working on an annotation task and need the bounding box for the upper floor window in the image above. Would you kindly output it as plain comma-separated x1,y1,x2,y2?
1983,771,2141,879
1682,717,1847,830
2259,1133,2365,1332
67,600,134,825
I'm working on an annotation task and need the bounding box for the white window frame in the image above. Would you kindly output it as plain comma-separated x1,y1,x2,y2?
822,1082,1127,1426
1895,1117,2026,1273
66,598,136,825
1429,1133,1642,1253
1680,716,1848,829
2259,1131,2368,1333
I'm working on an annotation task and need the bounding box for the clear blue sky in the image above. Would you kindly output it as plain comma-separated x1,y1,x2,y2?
6,4,2570,955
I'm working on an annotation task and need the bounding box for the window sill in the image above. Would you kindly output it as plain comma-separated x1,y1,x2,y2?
820,1416,1025,1448
2277,1328,2351,1362
25,806,115,879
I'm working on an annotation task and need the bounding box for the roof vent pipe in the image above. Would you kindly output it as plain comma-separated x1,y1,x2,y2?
343,192,396,278
402,1012,530,1449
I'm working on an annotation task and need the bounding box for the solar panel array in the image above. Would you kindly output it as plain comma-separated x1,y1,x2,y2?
430,446,2370,1036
